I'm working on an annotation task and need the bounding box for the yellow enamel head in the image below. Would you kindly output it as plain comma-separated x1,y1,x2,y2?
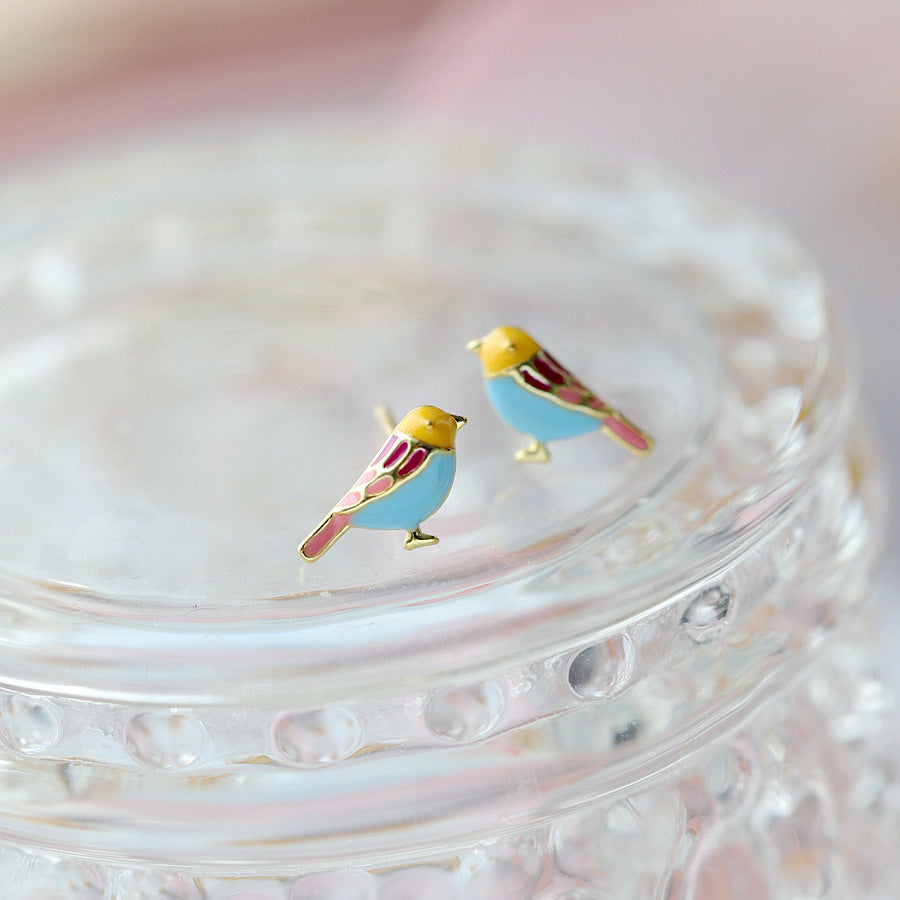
396,406,466,449
466,326,540,376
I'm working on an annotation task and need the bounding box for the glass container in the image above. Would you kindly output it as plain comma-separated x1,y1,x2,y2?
0,121,895,899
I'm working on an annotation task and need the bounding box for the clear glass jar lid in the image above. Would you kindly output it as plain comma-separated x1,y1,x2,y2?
0,122,884,879
0,125,858,706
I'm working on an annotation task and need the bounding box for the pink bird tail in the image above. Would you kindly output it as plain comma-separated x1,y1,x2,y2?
299,513,352,562
602,413,654,456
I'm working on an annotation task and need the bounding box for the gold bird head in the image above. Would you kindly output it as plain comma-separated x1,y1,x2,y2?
397,406,466,450
466,325,540,375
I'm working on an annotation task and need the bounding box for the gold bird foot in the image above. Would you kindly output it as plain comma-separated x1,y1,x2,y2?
514,440,551,463
404,528,439,550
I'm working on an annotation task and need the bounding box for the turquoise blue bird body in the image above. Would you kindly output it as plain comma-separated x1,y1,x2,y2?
468,326,653,463
485,376,600,443
299,406,466,561
349,451,457,531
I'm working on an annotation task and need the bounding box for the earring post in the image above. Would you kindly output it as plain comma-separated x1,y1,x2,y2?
373,403,397,436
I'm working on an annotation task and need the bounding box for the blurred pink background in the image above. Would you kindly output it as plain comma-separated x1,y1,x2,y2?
0,0,896,669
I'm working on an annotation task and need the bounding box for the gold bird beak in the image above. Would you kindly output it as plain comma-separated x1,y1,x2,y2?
452,414,467,428
466,338,483,353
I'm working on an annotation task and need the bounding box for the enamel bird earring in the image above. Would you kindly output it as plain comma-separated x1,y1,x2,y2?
467,325,652,463
299,406,466,562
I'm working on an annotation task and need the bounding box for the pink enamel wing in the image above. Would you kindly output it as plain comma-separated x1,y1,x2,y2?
514,347,653,455
333,432,429,512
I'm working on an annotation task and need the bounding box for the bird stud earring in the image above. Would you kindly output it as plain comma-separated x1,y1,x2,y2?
298,405,466,562
466,325,653,463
